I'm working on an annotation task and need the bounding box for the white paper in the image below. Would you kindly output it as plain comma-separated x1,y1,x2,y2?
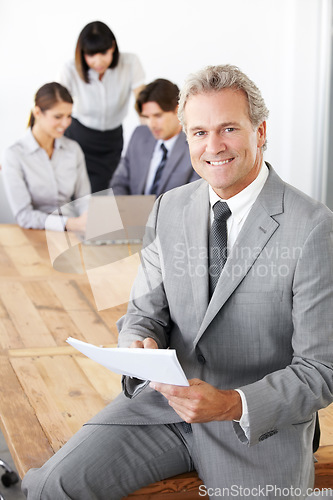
67,337,189,386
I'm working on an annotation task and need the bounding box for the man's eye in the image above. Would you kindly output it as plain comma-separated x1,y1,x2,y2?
225,128,235,132
195,131,206,137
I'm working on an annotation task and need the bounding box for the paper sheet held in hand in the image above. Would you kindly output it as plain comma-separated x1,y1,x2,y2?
67,337,189,386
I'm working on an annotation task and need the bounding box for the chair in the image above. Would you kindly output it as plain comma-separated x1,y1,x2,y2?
0,170,15,224
313,412,320,453
0,459,19,500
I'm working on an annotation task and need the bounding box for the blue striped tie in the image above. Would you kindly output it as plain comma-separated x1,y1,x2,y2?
149,143,168,195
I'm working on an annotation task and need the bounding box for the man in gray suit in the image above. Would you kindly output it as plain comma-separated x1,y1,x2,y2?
110,78,199,196
23,65,333,499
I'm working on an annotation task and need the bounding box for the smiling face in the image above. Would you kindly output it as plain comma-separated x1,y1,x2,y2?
185,89,266,199
84,46,114,78
33,101,73,139
141,101,182,141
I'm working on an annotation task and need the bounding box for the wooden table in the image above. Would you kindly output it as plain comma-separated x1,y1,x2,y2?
0,225,128,476
0,225,332,498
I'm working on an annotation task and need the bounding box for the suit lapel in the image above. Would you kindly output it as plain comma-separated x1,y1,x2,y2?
183,181,211,329
137,133,157,194
193,165,285,345
157,133,186,195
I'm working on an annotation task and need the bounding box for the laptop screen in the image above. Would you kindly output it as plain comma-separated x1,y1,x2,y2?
84,195,156,245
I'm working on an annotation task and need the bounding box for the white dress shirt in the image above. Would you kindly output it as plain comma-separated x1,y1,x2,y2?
2,129,91,231
209,162,269,437
144,134,180,194
59,53,145,131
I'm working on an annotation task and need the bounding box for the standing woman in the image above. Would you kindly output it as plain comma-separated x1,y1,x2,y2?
2,82,91,231
59,21,145,193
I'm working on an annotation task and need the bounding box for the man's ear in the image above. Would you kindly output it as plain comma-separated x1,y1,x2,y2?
257,121,266,148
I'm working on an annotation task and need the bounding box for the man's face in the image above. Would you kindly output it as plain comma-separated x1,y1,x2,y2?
185,89,266,199
141,101,182,141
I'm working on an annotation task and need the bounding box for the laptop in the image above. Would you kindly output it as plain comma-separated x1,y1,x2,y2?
83,195,156,245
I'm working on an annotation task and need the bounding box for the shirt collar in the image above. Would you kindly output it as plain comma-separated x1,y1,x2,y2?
24,128,64,154
24,128,40,153
157,132,180,154
88,67,111,82
209,162,269,223
53,138,63,150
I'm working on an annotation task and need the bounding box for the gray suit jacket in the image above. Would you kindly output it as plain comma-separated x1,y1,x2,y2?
89,165,333,494
110,125,199,196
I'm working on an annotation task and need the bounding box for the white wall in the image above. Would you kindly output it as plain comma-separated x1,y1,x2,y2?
0,0,331,198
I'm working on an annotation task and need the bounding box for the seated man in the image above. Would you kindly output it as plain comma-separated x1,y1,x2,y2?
22,65,333,500
110,78,199,196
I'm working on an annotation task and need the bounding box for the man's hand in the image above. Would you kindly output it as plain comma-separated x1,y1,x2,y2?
130,338,158,349
149,379,242,423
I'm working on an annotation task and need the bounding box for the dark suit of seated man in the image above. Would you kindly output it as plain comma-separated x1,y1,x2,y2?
110,78,199,196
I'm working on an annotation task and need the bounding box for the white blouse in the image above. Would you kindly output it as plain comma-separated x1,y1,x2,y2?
2,129,91,231
59,53,145,131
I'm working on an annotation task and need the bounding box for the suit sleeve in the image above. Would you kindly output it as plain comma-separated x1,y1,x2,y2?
117,194,171,347
110,129,143,195
117,195,173,396
236,216,333,445
110,155,131,195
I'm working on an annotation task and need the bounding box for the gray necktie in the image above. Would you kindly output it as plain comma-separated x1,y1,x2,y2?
149,143,168,195
209,201,231,296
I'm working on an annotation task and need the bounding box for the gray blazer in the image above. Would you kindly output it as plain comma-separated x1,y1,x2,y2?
110,125,199,196
89,165,333,494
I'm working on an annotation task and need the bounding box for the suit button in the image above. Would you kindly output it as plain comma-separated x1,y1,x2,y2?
197,354,206,365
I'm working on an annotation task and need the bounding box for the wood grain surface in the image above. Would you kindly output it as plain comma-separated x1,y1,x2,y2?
0,225,332,497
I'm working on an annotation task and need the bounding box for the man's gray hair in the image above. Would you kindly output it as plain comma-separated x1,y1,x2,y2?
178,64,269,150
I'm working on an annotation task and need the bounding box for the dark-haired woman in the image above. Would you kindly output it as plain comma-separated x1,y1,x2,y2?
59,21,145,193
2,82,91,231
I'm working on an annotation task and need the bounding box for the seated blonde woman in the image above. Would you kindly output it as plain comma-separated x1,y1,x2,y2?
2,82,91,232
